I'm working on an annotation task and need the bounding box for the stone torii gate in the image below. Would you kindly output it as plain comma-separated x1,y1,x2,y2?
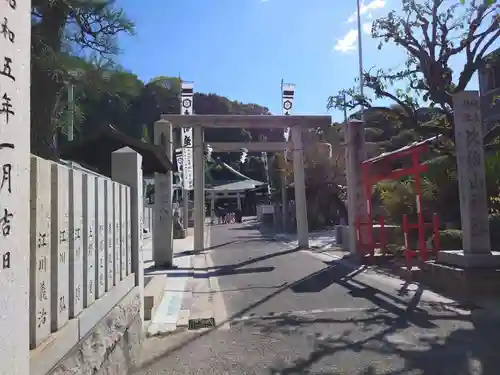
160,114,331,251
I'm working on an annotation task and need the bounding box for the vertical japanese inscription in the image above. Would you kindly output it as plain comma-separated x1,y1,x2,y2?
50,163,70,330
120,184,127,280
30,157,52,348
452,91,490,254
69,168,83,318
95,177,106,298
125,186,132,275
1,1,31,371
82,173,96,307
113,182,121,284
105,179,114,291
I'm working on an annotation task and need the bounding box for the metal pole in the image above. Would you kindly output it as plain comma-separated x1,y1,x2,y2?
67,82,74,142
343,92,349,124
356,0,365,121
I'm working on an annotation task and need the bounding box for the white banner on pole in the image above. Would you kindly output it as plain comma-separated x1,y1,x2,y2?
281,82,295,160
175,148,183,173
181,81,194,190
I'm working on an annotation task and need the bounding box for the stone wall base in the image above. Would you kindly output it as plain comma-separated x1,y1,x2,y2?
418,261,500,302
438,250,500,268
47,286,143,375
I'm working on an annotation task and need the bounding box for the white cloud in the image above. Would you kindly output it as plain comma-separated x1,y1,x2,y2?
362,22,372,34
346,0,386,23
333,29,358,53
333,23,373,53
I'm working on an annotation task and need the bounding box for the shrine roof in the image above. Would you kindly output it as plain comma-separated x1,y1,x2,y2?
361,135,442,166
60,124,175,177
206,179,267,193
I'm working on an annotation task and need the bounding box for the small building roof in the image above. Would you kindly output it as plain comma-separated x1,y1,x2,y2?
206,179,267,193
59,124,175,177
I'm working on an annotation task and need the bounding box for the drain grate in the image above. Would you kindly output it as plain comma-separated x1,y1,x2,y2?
188,317,216,330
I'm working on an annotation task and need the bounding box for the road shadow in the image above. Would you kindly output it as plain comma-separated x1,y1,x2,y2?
135,250,498,375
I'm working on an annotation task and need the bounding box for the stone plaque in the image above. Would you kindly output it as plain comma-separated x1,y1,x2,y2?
69,168,83,318
120,184,127,279
113,182,121,284
50,163,70,330
105,180,115,291
82,173,96,307
452,91,491,254
0,0,31,368
29,157,52,348
125,186,132,275
95,177,106,298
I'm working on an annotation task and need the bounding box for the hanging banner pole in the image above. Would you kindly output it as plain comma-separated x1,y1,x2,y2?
281,81,295,231
180,80,194,228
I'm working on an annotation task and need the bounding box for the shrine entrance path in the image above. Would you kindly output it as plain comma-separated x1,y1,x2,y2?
135,219,500,375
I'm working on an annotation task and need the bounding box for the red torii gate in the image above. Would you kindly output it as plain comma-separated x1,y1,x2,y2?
355,136,441,266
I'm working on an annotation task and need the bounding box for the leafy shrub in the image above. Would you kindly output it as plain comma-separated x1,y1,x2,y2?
489,214,500,249
427,229,462,251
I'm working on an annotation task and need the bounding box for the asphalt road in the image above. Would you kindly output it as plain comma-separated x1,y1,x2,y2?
135,219,500,375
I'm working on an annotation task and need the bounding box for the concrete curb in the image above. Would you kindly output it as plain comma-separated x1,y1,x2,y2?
204,250,230,330
145,223,215,336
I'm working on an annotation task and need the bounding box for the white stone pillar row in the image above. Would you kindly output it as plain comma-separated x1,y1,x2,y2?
111,147,144,324
193,126,205,251
291,125,309,248
153,120,174,267
345,119,368,256
0,0,30,372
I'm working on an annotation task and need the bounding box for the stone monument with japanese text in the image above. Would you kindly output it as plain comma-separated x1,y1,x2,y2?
153,120,174,267
0,2,31,372
438,90,500,267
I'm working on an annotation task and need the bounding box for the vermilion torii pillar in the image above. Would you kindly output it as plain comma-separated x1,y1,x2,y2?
161,114,332,250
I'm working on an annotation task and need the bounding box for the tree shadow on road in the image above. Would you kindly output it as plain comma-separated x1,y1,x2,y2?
258,260,499,374
135,255,500,375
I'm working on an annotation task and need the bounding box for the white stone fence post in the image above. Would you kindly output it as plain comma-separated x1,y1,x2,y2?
111,147,144,323
27,155,140,374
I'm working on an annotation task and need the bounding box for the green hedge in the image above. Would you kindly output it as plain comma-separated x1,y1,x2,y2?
427,229,463,251
489,214,500,249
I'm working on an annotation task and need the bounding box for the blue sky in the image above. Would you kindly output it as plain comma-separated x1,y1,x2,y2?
116,0,484,121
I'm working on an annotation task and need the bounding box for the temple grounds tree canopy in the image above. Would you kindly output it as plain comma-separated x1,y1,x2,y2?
328,0,499,136
31,0,134,158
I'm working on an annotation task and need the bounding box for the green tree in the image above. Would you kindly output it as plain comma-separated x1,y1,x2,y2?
31,0,134,158
328,0,499,138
